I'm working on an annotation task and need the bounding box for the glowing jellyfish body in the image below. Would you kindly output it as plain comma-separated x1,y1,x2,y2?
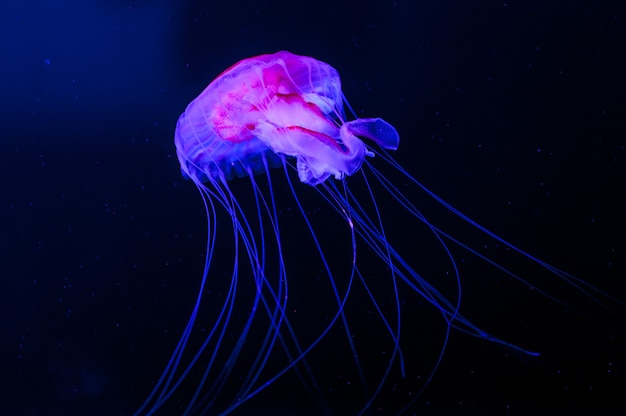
136,51,601,415
174,51,398,185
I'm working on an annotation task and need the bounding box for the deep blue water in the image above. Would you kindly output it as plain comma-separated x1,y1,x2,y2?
1,1,625,415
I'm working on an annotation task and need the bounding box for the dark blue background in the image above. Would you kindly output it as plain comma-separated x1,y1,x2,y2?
1,1,625,414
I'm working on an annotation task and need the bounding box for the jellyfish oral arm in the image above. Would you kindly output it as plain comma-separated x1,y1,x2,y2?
253,120,366,185
253,96,399,185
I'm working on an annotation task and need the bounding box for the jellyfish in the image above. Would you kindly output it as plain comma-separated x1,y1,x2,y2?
135,51,611,415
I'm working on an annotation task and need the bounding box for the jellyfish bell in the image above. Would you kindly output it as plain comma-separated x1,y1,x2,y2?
136,51,620,415
175,50,397,186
